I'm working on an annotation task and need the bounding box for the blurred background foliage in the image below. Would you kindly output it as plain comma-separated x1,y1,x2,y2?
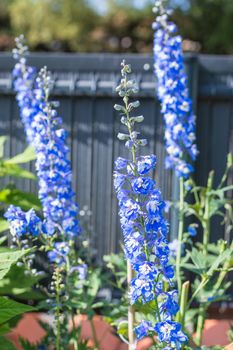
0,0,233,54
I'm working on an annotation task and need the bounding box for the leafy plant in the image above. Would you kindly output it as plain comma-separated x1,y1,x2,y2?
0,246,36,349
0,136,40,232
175,155,233,346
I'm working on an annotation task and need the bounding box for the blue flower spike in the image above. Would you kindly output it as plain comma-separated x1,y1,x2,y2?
11,36,80,240
114,59,188,348
153,0,198,179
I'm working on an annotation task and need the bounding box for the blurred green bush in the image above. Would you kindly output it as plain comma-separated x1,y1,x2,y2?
0,0,233,54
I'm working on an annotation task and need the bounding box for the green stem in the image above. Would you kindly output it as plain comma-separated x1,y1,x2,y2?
195,250,232,347
195,304,206,347
196,172,213,345
154,294,161,322
203,211,210,257
55,269,61,350
124,96,136,350
90,317,100,350
187,277,209,309
177,281,190,327
127,260,135,350
176,177,185,297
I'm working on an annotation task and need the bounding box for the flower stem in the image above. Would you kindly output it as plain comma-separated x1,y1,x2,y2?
195,304,206,347
127,260,135,350
90,317,100,350
124,94,136,350
54,268,62,350
195,172,213,345
176,177,184,297
177,281,190,327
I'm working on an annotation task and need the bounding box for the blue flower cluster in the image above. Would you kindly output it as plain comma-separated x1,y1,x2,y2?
153,1,198,179
47,242,70,265
12,36,79,238
4,205,44,237
12,35,37,143
114,61,187,348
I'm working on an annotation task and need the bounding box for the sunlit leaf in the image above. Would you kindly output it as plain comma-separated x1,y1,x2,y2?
0,250,30,280
0,219,9,233
0,297,35,325
0,187,41,211
5,146,35,165
0,137,7,159
0,162,36,180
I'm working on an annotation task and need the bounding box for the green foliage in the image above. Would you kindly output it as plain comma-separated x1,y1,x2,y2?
0,163,35,180
173,0,233,54
0,264,44,300
65,267,107,317
0,0,232,53
9,0,99,52
177,155,233,345
0,296,35,325
0,218,9,233
5,145,35,165
0,136,40,229
68,326,92,350
0,138,36,180
103,252,127,289
19,339,38,350
0,249,30,280
0,185,41,211
0,245,36,350
228,324,233,342
0,336,17,350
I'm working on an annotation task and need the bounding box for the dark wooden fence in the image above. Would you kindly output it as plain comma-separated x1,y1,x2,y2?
0,53,232,259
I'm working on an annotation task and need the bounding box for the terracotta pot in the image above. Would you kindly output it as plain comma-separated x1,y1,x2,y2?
195,319,233,347
8,314,233,350
8,313,125,350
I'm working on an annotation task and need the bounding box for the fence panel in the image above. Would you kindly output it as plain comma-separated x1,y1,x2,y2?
0,53,232,259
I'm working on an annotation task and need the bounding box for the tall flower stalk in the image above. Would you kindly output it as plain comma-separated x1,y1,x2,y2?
5,36,91,350
153,0,198,298
114,61,188,350
12,36,79,238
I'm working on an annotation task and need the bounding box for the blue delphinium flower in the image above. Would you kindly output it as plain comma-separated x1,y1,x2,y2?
154,321,188,346
153,0,198,179
12,36,79,238
135,320,152,340
70,264,88,280
47,242,70,265
114,61,187,348
4,205,44,237
12,35,38,143
187,224,198,237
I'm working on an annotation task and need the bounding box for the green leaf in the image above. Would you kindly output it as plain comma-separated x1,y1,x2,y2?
5,146,35,165
87,269,102,298
207,248,233,276
0,265,45,300
19,338,43,350
0,187,41,211
0,137,7,159
117,321,128,338
0,163,36,180
209,198,227,217
0,250,30,280
0,297,35,325
189,248,208,270
0,323,11,336
0,336,17,350
181,263,205,275
0,219,9,233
